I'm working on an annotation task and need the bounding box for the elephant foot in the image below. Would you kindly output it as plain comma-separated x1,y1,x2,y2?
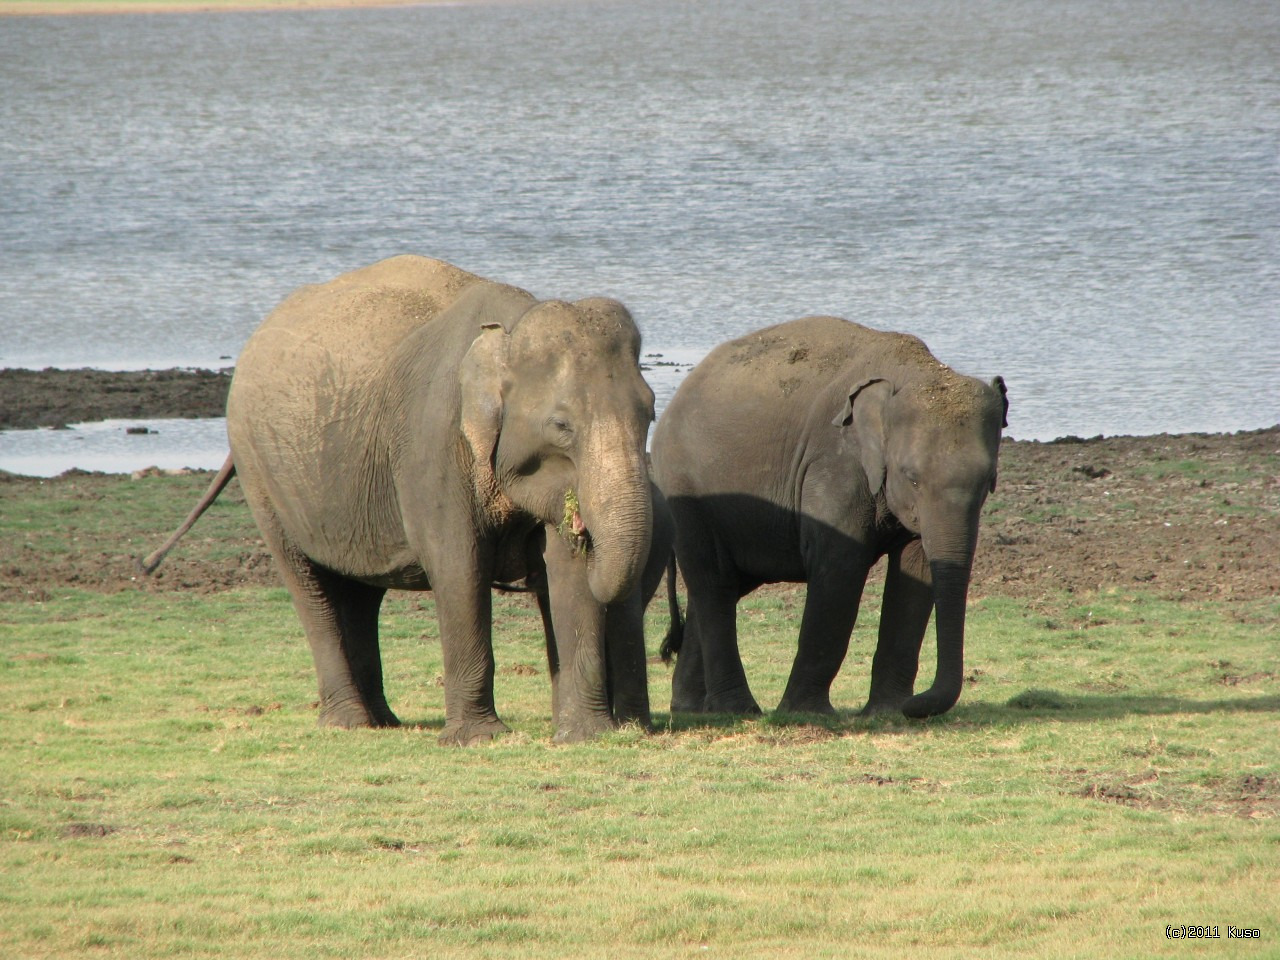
702,689,762,715
670,690,708,713
669,692,762,715
611,703,654,730
553,710,617,744
776,694,837,716
438,716,511,746
317,695,399,729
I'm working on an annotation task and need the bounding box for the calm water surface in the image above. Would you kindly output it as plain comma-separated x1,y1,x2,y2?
1,0,1277,473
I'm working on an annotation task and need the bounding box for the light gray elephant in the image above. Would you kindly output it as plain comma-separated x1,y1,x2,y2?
144,255,660,744
522,479,677,733
651,316,1007,719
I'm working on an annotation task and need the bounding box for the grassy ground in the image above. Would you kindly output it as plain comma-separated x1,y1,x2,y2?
2,433,1277,956
3,582,1277,956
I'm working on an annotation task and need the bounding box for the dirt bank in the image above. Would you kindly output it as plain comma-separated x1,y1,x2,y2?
0,367,232,429
1,367,1276,606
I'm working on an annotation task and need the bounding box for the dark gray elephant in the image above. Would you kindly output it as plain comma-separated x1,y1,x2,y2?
145,255,659,744
651,316,1007,719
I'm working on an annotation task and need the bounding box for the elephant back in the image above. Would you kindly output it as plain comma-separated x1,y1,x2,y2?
654,316,959,496
666,316,903,431
248,255,484,367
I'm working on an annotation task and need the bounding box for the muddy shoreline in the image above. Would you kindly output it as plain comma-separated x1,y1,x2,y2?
0,367,232,430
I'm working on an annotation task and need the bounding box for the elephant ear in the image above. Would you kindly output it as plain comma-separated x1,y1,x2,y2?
832,377,891,495
989,375,1009,492
991,375,1009,428
460,323,510,485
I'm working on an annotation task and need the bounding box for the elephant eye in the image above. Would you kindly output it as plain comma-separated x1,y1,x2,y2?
546,416,574,445
902,468,920,488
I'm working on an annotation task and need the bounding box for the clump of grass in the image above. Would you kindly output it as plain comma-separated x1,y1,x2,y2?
558,487,579,535
556,488,587,554
1006,688,1080,711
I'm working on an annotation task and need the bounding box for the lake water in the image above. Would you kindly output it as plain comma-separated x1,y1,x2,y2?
2,0,1277,476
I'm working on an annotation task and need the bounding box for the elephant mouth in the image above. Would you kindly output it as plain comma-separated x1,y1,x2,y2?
557,504,591,556
554,480,650,605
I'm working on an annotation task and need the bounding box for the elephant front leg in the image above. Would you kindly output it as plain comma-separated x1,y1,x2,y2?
432,564,510,746
542,525,616,743
777,566,867,715
862,538,932,715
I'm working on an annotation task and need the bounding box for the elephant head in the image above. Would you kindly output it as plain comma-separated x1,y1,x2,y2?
838,372,1008,717
460,298,655,605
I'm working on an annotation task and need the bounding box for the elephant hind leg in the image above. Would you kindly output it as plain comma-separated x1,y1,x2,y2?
683,585,761,715
667,505,759,716
668,596,707,712
257,509,399,729
306,566,399,729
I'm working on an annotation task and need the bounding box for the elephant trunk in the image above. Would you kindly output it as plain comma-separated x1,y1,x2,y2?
902,517,979,719
577,427,653,606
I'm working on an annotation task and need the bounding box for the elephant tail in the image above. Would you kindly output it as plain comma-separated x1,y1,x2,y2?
659,550,685,663
136,454,236,576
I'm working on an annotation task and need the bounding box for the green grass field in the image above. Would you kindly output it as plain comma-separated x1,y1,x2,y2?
3,571,1277,957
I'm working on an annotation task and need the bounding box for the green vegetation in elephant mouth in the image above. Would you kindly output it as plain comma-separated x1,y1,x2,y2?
557,488,589,556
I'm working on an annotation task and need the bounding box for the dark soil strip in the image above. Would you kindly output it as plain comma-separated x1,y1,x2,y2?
0,367,232,429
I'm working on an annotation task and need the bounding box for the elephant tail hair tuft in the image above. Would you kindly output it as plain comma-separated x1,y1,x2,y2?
659,550,684,663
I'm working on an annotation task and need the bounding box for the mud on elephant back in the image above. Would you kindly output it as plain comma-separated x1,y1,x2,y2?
652,315,1007,720
142,255,671,745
